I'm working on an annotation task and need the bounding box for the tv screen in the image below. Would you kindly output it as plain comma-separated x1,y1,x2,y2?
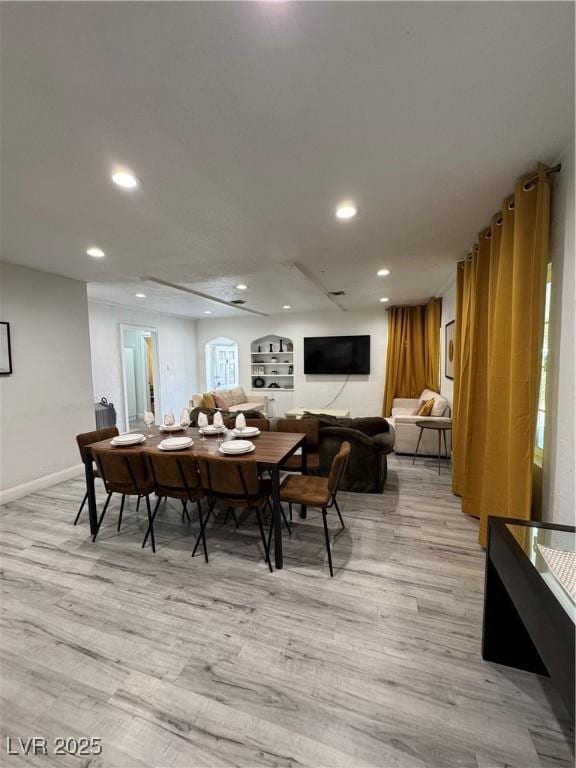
304,335,370,375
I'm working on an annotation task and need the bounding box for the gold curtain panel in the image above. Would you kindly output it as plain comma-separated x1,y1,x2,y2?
452,164,551,546
382,298,442,416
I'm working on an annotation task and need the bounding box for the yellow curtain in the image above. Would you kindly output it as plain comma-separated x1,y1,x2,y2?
452,165,550,546
451,262,466,496
383,298,442,416
424,298,442,392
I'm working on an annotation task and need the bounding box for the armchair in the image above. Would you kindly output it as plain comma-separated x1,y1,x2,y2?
306,415,395,493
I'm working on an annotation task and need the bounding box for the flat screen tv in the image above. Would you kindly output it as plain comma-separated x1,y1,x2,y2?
304,335,370,375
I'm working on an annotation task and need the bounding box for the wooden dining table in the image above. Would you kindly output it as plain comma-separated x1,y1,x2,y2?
83,427,307,569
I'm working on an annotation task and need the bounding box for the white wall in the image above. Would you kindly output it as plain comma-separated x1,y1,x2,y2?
0,263,95,499
195,308,387,418
439,278,457,406
542,141,575,527
88,301,198,430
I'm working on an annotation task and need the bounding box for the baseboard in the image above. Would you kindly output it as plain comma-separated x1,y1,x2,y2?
0,464,84,506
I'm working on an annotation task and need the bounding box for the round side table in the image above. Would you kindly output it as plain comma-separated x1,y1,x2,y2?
412,419,452,475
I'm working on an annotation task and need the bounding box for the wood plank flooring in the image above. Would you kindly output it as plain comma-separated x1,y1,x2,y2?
0,456,573,768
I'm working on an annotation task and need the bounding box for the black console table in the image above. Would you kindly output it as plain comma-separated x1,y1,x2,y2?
483,518,575,719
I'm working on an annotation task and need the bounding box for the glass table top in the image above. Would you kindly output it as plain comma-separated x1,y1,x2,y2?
506,524,576,622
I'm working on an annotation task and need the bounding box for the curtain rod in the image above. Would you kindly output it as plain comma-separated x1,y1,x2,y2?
523,162,561,190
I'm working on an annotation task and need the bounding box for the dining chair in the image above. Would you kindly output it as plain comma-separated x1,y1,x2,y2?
277,441,351,577
145,451,208,562
91,446,157,551
194,455,283,572
74,427,119,525
276,418,320,474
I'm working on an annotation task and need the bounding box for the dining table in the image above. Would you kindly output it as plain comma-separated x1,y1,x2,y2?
83,427,307,570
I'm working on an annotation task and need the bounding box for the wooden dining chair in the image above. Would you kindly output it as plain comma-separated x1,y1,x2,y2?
145,451,208,562
91,446,157,551
195,455,279,572
276,418,320,474
74,427,119,525
277,441,351,577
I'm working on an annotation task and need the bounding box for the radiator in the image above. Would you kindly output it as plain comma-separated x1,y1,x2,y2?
95,398,117,430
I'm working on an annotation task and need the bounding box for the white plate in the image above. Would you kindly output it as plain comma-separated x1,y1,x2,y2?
159,437,193,451
159,424,185,432
114,432,145,442
160,436,193,448
219,439,254,453
219,443,256,456
111,435,146,447
231,427,260,437
200,425,225,434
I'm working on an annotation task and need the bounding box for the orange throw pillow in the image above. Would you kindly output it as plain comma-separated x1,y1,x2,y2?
202,393,216,409
417,398,435,417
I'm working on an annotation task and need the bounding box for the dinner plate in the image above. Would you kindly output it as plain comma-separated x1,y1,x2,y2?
199,425,225,434
159,424,185,432
111,435,146,447
219,443,256,456
158,437,193,451
231,427,260,437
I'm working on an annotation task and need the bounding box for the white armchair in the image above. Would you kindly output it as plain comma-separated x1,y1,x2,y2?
387,389,451,457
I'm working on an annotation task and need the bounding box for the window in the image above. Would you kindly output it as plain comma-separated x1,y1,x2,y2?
535,264,552,460
205,337,239,391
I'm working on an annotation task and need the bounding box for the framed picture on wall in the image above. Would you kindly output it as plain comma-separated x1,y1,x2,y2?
445,320,455,380
0,322,13,375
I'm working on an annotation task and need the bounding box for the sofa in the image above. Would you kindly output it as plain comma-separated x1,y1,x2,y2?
190,386,266,414
188,406,266,427
387,388,451,456
302,414,395,493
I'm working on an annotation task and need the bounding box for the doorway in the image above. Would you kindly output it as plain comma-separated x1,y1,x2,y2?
205,336,239,391
120,325,160,432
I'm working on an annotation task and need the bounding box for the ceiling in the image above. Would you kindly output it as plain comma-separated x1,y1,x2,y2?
1,2,573,319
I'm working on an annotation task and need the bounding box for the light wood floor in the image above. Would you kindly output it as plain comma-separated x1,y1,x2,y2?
1,456,573,768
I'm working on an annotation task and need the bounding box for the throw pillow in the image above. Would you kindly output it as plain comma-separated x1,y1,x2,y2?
431,397,449,417
229,386,246,405
218,389,234,406
202,393,216,409
191,394,204,408
417,398,435,417
212,392,228,410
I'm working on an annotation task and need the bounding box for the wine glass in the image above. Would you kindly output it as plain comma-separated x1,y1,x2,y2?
198,412,209,443
180,408,191,433
235,412,246,436
163,410,175,434
144,411,155,439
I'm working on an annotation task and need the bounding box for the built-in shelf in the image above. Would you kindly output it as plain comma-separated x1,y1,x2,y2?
251,334,294,392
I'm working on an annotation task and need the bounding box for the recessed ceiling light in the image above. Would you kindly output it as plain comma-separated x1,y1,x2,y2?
135,293,146,299
283,305,291,310
204,310,212,315
377,268,390,277
335,201,357,220
380,297,389,303
236,284,248,290
86,247,105,259
112,169,140,189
